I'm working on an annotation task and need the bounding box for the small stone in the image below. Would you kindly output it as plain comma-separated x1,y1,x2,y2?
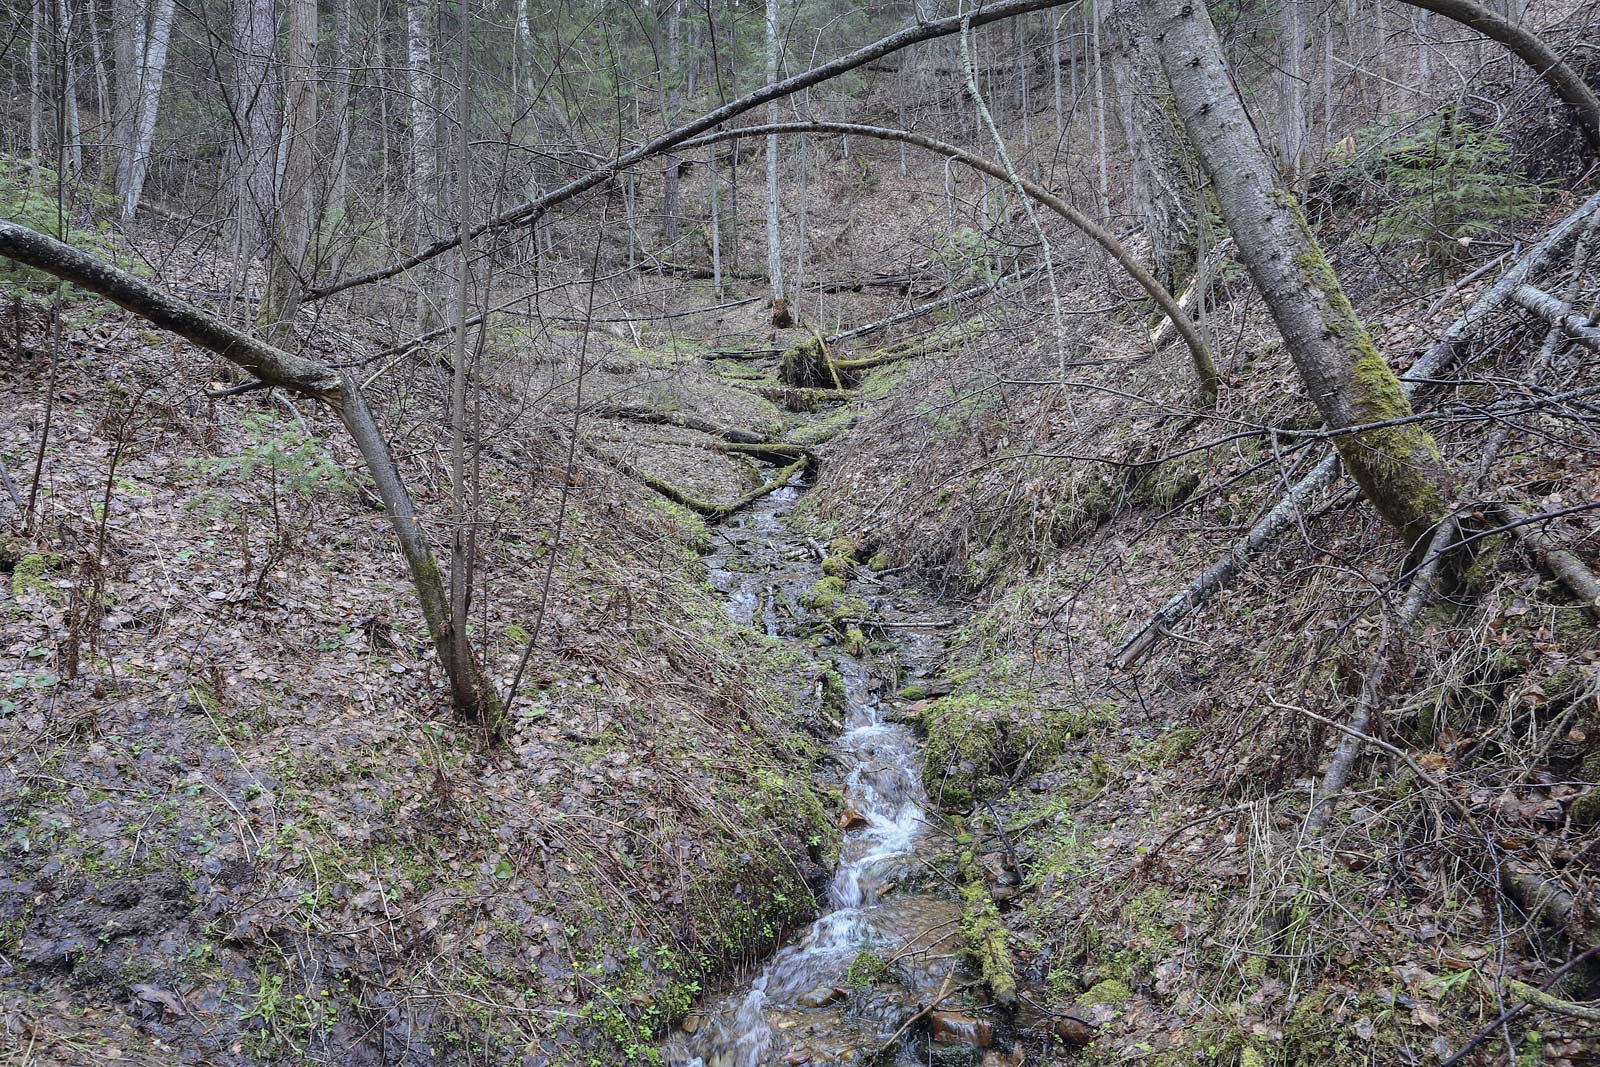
797,986,842,1009
839,808,869,831
782,1050,813,1065
680,1013,702,1034
1052,1013,1094,1047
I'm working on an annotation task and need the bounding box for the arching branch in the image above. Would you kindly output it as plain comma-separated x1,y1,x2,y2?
1397,0,1600,148
679,120,1221,408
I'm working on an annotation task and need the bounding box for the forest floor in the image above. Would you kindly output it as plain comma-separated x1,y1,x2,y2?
2,133,1599,1067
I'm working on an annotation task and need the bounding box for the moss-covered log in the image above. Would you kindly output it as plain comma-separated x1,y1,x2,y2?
956,818,1018,1009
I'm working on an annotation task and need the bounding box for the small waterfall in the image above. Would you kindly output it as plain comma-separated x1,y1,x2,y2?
676,490,950,1067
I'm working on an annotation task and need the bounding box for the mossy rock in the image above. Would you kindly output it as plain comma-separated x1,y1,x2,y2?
1130,459,1202,511
867,551,891,571
921,693,1114,808
1080,979,1131,1011
821,554,855,579
1051,465,1123,545
801,576,868,627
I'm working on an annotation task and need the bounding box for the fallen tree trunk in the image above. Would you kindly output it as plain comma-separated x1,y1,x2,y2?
825,270,1037,346
1498,502,1600,617
1114,187,1600,668
0,219,505,730
1511,284,1600,351
580,439,808,521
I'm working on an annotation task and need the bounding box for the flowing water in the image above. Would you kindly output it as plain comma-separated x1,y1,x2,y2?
666,486,966,1067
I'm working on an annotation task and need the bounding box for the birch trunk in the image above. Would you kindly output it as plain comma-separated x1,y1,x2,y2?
114,0,174,220
764,0,787,324
1143,0,1447,543
260,0,317,350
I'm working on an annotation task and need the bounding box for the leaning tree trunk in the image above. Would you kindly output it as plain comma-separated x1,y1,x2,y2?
259,0,316,350
0,219,505,731
1143,0,1447,544
1106,0,1201,293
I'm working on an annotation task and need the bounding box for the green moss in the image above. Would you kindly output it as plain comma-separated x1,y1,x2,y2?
922,693,1114,807
1147,726,1199,767
1283,988,1408,1067
821,554,855,579
1130,460,1202,511
801,575,868,626
898,684,928,701
843,626,868,656
1051,464,1123,545
1081,979,1132,1009
867,551,890,571
1277,187,1445,540
843,949,887,990
11,552,62,598
956,825,1017,1008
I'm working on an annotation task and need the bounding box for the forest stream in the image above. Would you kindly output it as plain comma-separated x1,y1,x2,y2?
664,484,972,1067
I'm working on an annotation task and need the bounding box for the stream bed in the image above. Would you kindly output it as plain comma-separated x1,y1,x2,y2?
664,486,983,1067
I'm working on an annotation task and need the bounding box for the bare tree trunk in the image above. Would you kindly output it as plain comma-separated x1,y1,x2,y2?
1090,0,1110,222
231,0,275,264
764,0,787,325
1278,0,1308,186
709,147,723,297
662,0,682,247
260,0,317,350
405,0,438,242
30,0,45,181
447,0,476,720
114,0,174,220
86,0,112,187
1051,10,1063,147
1106,0,1200,292
1144,0,1446,544
56,0,83,178
324,0,354,234
0,218,504,730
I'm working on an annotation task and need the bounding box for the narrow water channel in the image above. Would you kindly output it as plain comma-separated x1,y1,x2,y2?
666,486,966,1067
